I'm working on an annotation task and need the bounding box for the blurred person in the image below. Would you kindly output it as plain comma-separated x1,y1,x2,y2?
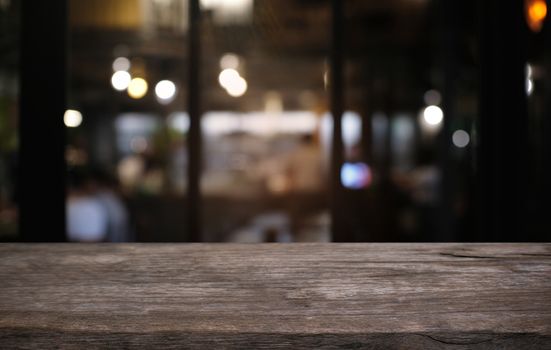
66,168,107,242
90,170,131,242
284,134,326,235
286,134,324,193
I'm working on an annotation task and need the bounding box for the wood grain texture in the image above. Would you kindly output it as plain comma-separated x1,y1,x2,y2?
0,243,550,349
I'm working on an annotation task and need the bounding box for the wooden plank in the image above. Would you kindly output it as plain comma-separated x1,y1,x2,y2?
0,243,550,348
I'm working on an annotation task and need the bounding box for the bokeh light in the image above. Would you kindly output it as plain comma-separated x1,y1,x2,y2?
112,57,131,72
526,0,547,32
452,129,470,148
526,64,534,96
423,105,444,126
111,71,131,91
218,68,240,88
220,53,240,70
341,162,372,189
218,68,247,97
226,77,248,97
64,109,83,128
127,77,148,99
155,80,177,102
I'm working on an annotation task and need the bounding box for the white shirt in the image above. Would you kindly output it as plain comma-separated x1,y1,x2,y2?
67,197,108,242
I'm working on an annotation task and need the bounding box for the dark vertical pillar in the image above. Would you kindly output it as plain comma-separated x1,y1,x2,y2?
542,3,551,241
381,81,395,241
437,0,460,241
330,0,346,241
19,1,67,241
477,0,528,241
187,0,202,242
360,77,373,165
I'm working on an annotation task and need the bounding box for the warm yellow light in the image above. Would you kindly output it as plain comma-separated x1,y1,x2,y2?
526,0,547,32
530,1,547,21
127,77,148,99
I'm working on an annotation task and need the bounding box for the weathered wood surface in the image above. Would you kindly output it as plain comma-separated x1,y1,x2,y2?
0,243,550,349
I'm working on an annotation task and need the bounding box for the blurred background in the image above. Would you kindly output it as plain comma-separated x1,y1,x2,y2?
0,0,549,242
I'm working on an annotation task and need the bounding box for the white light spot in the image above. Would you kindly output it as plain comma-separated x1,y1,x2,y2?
64,109,83,128
423,105,444,126
218,68,240,89
526,64,534,96
526,78,534,96
111,71,131,91
225,76,247,97
155,80,176,102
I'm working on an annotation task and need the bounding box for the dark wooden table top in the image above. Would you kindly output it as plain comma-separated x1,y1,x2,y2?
0,243,550,349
